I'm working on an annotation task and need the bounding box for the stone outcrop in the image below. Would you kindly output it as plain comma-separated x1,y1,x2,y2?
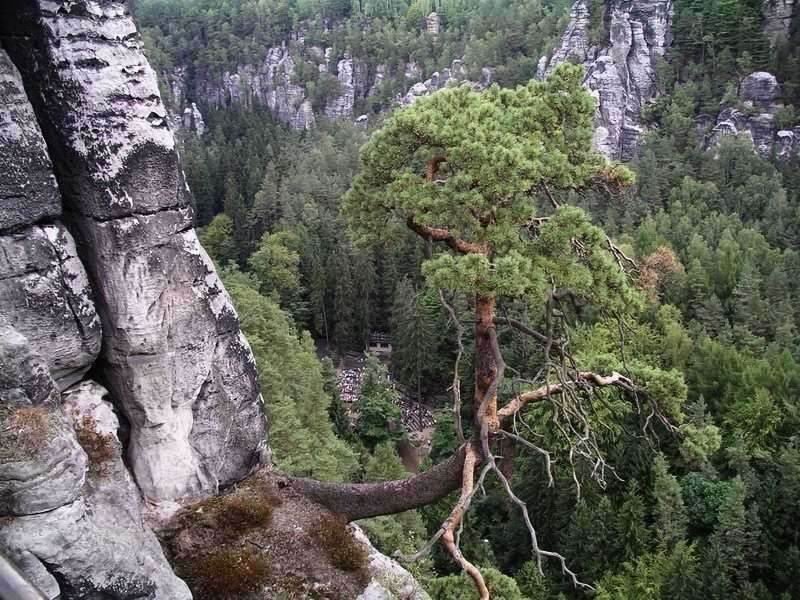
539,0,674,160
0,50,101,391
1,0,267,504
0,350,192,599
397,59,491,108
353,526,430,600
169,41,316,131
161,33,490,134
0,3,432,598
705,72,800,158
763,0,796,43
0,0,270,595
0,322,190,599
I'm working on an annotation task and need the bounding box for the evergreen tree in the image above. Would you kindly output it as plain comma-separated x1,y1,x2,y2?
223,268,357,481
356,355,403,448
652,454,688,549
200,213,238,266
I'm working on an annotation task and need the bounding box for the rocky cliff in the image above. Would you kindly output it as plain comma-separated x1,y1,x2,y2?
0,2,427,598
160,34,490,134
763,0,796,43
538,0,673,160
704,71,800,158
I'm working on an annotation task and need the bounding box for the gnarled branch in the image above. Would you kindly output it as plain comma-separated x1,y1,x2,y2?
406,216,487,255
497,371,635,421
285,444,470,521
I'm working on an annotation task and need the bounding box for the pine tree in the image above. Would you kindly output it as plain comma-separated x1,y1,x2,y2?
250,161,282,241
200,213,238,266
652,454,688,549
703,478,760,599
356,355,402,448
332,248,357,350
390,277,438,408
732,260,767,339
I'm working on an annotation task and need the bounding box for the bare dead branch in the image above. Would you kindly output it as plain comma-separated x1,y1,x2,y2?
494,316,551,345
489,458,594,591
542,182,560,210
440,289,466,444
606,236,638,274
498,430,555,488
497,371,635,421
441,446,490,600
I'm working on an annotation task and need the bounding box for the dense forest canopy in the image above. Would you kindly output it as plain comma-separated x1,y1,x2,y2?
136,0,800,597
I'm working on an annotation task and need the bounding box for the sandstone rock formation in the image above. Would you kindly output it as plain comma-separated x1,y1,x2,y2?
763,0,796,43
0,50,101,392
353,526,431,600
1,0,267,504
0,355,192,600
706,71,800,158
538,0,674,160
162,35,489,134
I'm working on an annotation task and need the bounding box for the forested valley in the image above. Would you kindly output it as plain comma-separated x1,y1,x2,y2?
133,1,800,598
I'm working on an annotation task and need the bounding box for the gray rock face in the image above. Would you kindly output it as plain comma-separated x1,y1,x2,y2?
0,328,86,517
164,33,489,132
0,48,101,391
0,225,101,390
0,50,61,232
352,526,431,600
539,0,674,160
183,42,317,130
0,323,60,406
181,102,205,135
397,59,486,107
325,56,366,119
0,325,188,599
1,379,192,600
0,404,87,516
740,71,782,106
763,0,796,43
0,0,266,503
705,71,799,158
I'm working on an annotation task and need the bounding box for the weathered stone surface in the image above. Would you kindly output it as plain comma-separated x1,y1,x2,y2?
9,549,60,600
186,42,316,130
2,381,192,600
0,405,87,516
0,0,266,503
0,47,100,390
0,49,61,232
704,71,799,158
0,324,60,406
398,59,483,107
325,56,359,119
162,33,488,132
0,329,87,516
740,71,781,106
353,526,430,600
181,102,205,135
539,0,674,160
0,224,101,390
763,0,796,43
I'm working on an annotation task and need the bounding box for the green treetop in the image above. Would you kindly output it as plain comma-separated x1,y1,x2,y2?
343,63,634,307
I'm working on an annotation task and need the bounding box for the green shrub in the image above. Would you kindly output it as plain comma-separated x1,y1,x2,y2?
427,567,524,600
